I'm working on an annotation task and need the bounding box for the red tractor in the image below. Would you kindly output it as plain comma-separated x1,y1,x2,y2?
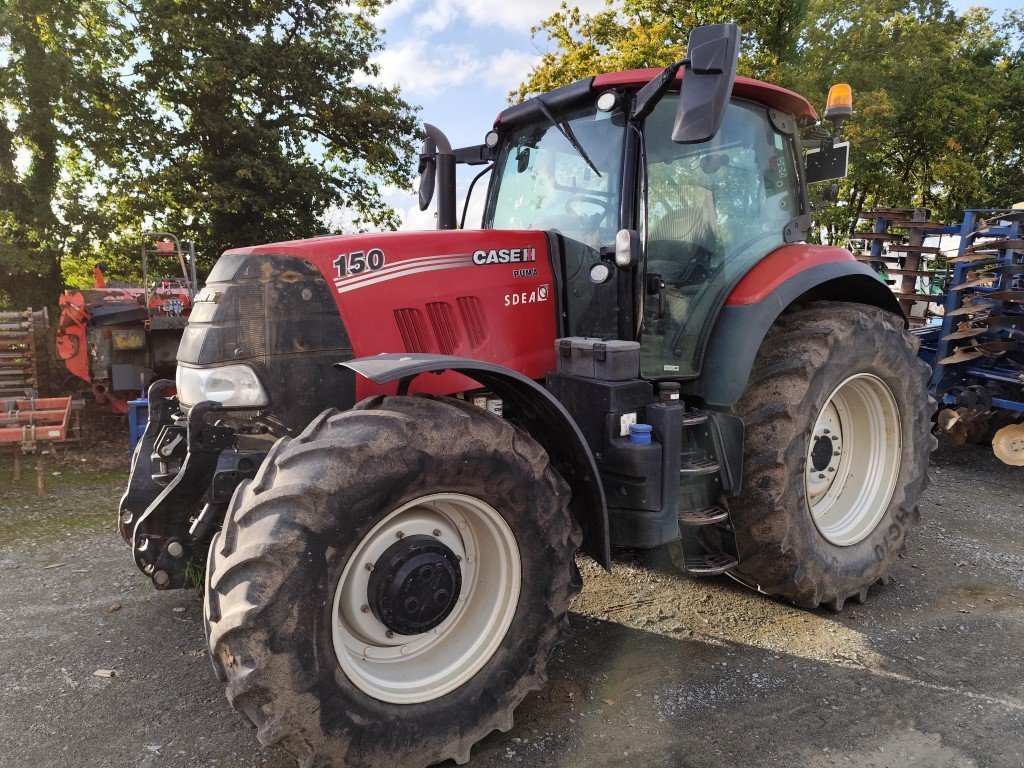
119,25,933,768
56,234,197,412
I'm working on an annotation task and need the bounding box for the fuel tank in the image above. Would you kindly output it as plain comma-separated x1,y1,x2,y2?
218,229,559,401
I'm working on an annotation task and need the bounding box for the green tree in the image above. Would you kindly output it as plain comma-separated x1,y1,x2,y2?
515,0,811,101
1,0,417,307
120,0,417,275
790,1,1024,241
0,0,139,308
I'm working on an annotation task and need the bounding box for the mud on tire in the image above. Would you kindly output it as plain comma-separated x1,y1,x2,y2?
204,395,581,768
701,302,936,610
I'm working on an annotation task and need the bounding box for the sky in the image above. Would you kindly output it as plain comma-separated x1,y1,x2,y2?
369,0,1021,230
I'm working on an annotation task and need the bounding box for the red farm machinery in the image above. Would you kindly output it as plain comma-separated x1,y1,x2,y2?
56,233,198,412
118,25,935,768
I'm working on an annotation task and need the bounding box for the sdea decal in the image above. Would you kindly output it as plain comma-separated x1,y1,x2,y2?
472,246,537,265
504,284,549,307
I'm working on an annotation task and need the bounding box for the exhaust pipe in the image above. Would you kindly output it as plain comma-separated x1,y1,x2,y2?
417,124,457,230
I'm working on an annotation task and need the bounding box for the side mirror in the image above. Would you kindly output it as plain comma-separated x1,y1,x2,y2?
672,23,741,144
417,135,437,212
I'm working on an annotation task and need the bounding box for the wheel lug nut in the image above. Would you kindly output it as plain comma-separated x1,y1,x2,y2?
827,467,835,473
831,435,839,441
818,473,826,479
823,429,830,434
385,630,394,639
432,529,442,537
396,531,405,540
833,451,840,457
456,555,463,563
365,563,374,572
360,604,370,613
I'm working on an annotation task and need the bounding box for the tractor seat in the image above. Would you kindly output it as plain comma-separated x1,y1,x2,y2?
647,201,718,283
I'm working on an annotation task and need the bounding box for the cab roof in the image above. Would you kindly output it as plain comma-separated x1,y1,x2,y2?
497,69,817,129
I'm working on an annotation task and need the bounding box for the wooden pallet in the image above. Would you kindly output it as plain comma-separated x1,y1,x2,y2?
0,308,52,398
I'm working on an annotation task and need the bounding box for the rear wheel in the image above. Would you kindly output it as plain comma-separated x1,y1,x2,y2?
205,395,581,767
703,302,935,609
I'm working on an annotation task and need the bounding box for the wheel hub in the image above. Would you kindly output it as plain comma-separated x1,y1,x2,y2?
368,535,462,635
806,402,844,502
332,493,522,704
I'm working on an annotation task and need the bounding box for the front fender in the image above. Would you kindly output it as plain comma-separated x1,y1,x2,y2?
339,353,611,569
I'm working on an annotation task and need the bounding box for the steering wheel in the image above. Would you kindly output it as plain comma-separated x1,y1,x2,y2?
564,194,614,230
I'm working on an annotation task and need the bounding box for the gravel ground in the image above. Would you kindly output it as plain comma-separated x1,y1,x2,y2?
0,442,1022,768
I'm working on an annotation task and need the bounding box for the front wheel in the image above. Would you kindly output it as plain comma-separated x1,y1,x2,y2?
204,395,581,767
703,302,936,609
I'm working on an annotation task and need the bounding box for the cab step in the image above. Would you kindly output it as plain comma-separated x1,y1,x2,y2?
678,505,729,526
680,457,720,476
683,552,739,575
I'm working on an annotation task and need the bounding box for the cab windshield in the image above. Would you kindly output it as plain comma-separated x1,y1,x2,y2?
485,104,627,337
484,105,625,250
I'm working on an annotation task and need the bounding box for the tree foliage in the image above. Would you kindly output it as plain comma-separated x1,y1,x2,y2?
518,0,1024,243
0,0,416,308
0,0,139,308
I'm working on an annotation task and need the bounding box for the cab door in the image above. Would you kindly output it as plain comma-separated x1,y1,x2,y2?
639,95,805,380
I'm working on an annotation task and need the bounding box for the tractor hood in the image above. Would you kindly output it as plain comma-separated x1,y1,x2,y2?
179,229,559,429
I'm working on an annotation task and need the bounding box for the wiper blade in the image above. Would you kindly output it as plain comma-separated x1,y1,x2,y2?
535,96,602,178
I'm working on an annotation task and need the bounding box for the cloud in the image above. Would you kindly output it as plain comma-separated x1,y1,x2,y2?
482,49,542,95
367,38,482,98
453,0,608,32
415,0,461,32
373,0,610,34
381,175,489,232
365,39,540,100
372,0,420,28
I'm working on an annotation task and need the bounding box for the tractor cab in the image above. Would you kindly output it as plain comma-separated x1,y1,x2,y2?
425,23,847,382
483,87,808,380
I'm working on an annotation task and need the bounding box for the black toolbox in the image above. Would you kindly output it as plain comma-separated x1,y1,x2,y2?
555,337,641,381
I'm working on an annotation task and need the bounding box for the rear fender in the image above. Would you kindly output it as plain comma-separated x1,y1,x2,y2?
339,354,611,569
683,251,903,407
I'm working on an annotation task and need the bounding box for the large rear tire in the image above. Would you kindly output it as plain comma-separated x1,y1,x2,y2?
703,302,936,609
204,395,581,767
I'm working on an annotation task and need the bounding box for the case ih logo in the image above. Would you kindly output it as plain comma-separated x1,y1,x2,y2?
504,284,549,307
472,247,537,265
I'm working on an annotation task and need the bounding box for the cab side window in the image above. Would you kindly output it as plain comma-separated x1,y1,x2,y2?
640,96,802,378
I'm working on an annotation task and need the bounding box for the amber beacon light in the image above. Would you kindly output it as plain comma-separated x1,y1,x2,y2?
824,83,853,121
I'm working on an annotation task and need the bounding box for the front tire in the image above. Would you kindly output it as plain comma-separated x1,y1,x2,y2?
704,302,936,609
204,395,581,767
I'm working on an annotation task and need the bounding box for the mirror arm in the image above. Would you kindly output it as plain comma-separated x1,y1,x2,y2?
630,59,688,123
460,163,493,229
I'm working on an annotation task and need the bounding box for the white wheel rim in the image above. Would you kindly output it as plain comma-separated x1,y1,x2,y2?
805,373,902,546
332,493,521,704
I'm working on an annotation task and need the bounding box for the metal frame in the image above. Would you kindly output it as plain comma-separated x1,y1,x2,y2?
141,231,199,303
915,209,1024,413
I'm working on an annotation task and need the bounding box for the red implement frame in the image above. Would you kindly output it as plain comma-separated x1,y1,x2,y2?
1,396,74,496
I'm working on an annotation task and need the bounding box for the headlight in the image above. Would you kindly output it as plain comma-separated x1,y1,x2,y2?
176,364,269,408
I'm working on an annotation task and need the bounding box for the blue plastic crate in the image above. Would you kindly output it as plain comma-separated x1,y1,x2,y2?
128,398,149,455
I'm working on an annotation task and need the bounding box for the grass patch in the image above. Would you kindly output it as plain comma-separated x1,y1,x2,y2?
0,467,129,546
